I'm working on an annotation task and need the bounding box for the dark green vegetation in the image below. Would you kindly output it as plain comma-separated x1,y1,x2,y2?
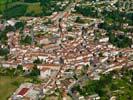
20,35,33,45
0,0,14,5
39,0,70,16
0,65,40,77
3,4,27,19
75,5,99,18
0,23,17,44
23,0,39,3
15,21,25,30
99,11,133,31
98,10,133,48
0,47,9,56
75,2,133,48
0,31,8,44
33,57,43,64
108,33,132,48
74,69,133,100
75,4,133,26
0,0,70,19
30,66,40,77
0,20,25,47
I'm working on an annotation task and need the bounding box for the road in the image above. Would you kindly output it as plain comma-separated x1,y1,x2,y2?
42,0,76,90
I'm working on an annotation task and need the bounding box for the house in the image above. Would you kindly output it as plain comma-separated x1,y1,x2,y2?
11,83,32,100
43,43,59,52
1,62,18,68
39,38,51,45
7,19,17,26
79,96,85,100
23,63,34,71
88,94,100,100
11,83,42,100
99,37,109,43
63,71,74,78
38,63,60,79
40,68,59,79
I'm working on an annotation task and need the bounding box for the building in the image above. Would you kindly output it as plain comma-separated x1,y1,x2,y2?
11,83,42,100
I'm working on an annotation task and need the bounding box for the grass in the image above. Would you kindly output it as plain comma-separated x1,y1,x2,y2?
26,2,42,16
0,0,12,4
0,2,42,17
0,0,15,13
0,76,31,100
0,1,41,14
3,4,27,19
0,0,68,17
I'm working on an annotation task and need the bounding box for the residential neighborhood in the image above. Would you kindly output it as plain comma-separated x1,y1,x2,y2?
0,0,133,100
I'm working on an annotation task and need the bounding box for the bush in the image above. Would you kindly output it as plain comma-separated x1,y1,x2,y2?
0,31,8,44
0,48,9,56
75,5,98,18
33,58,43,64
30,66,40,77
20,35,33,45
109,33,132,48
15,21,25,30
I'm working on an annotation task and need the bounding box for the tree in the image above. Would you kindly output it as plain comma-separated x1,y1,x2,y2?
30,66,40,76
0,31,8,44
5,25,15,32
0,48,9,56
15,21,25,30
17,65,23,71
75,16,81,23
39,0,52,15
33,58,43,64
20,35,32,45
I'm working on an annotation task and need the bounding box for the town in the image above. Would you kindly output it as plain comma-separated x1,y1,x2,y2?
0,0,133,100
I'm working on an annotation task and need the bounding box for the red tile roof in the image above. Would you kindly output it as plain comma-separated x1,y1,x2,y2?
18,88,29,96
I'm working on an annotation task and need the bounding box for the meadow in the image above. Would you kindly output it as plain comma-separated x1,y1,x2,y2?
0,0,13,4
0,76,31,100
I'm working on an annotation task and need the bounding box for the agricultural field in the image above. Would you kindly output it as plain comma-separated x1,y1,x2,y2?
0,0,70,18
0,0,13,4
0,2,42,18
0,0,15,14
0,76,31,100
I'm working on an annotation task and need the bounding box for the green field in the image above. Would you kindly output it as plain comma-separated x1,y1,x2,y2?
0,0,13,13
0,0,13,4
0,3,42,18
0,1,43,18
0,76,31,100
0,0,66,18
